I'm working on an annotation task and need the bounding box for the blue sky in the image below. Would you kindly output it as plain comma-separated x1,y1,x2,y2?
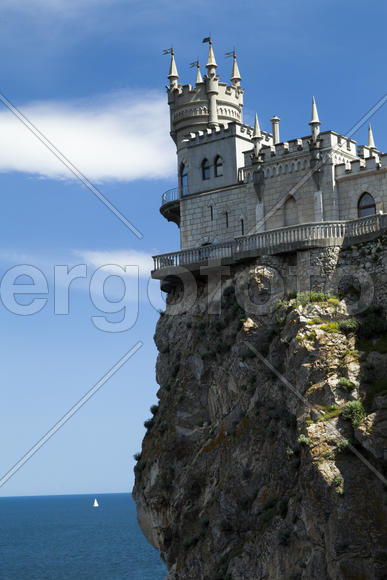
0,0,386,496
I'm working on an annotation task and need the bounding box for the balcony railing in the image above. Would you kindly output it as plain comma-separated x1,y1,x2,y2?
161,184,189,206
153,214,387,271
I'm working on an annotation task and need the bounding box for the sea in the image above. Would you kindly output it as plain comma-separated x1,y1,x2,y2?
0,493,167,580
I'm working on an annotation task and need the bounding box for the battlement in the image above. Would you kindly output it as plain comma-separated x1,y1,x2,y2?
181,121,258,147
335,153,387,179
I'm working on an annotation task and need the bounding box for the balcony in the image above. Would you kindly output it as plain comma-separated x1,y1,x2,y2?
160,186,181,225
152,214,387,279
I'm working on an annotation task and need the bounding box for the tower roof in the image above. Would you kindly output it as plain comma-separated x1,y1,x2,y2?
168,51,179,80
230,53,241,84
253,113,262,139
196,63,203,84
206,41,217,69
368,123,376,149
310,96,321,125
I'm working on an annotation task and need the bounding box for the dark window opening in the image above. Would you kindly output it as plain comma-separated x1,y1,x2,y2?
180,164,188,195
226,211,229,228
202,158,210,180
358,192,376,218
215,155,223,177
241,219,244,235
210,205,213,221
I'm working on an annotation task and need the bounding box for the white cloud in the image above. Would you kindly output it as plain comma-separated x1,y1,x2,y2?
0,91,175,182
0,0,127,15
75,249,154,278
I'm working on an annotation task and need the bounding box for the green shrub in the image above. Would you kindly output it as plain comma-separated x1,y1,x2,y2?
133,452,142,461
333,475,344,488
295,291,328,306
144,418,154,430
342,401,366,427
338,318,358,334
150,404,159,415
337,438,350,452
297,434,312,446
320,322,340,333
338,377,354,391
316,405,341,422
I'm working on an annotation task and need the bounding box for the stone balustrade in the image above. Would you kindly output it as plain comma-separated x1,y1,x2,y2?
153,214,387,273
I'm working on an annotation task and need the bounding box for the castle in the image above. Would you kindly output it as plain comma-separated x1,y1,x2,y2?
152,42,387,284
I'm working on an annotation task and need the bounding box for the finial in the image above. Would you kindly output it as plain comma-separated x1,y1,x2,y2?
253,113,263,156
253,113,262,139
230,52,241,86
168,50,179,88
309,97,321,143
196,63,203,84
206,41,217,70
368,123,376,149
310,96,321,125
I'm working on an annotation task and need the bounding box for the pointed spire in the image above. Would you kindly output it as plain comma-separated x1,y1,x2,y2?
309,96,321,143
368,123,376,149
196,63,203,84
230,53,241,86
310,96,321,125
206,40,217,70
168,50,179,88
253,113,262,139
253,113,263,157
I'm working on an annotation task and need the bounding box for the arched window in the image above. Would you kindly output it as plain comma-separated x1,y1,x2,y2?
201,158,210,180
284,196,297,226
180,163,188,195
214,155,223,177
358,192,376,218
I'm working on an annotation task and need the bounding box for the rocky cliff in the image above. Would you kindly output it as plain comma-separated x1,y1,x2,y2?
133,237,387,580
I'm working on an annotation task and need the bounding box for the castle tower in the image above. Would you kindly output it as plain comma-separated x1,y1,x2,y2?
166,42,245,148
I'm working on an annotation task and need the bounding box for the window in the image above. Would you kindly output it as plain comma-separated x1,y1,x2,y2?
214,155,223,177
358,192,376,218
241,219,244,236
180,163,188,195
210,205,213,221
201,158,210,180
284,196,297,226
225,211,229,228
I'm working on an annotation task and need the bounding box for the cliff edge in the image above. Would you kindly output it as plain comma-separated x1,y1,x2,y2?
133,238,387,579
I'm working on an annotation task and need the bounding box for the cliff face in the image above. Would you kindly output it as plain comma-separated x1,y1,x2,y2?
133,239,387,580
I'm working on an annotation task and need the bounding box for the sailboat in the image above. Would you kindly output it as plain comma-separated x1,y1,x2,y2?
93,497,99,508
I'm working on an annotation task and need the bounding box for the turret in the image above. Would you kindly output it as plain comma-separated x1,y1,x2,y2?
230,53,241,87
368,123,376,149
168,50,179,89
309,96,321,144
196,63,203,85
166,41,245,149
205,40,219,127
252,113,263,157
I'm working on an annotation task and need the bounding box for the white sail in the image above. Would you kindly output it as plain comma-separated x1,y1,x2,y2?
93,498,99,507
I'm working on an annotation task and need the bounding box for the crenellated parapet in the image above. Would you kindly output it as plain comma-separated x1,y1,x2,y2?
335,153,387,179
